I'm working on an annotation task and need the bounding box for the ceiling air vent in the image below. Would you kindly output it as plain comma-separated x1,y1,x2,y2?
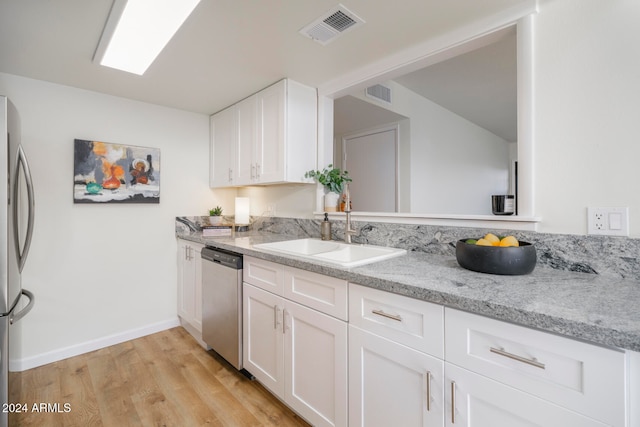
299,4,365,46
365,84,392,104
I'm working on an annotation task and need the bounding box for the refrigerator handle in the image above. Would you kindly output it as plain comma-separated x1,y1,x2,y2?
10,289,34,325
13,145,35,273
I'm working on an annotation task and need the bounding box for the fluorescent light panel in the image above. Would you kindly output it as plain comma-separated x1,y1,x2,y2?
95,0,201,75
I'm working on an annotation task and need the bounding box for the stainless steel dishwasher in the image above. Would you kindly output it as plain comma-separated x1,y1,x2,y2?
201,246,244,370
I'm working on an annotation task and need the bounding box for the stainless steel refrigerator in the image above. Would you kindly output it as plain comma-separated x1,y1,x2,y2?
0,96,35,427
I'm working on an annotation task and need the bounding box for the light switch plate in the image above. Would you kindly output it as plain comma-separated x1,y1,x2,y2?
587,207,629,236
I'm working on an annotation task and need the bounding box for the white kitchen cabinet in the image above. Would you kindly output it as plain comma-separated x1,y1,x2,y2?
253,79,287,184
209,78,317,188
243,256,348,427
238,255,634,426
235,93,257,185
445,362,608,427
348,283,445,427
445,308,626,426
243,283,283,394
349,282,443,357
284,296,347,427
349,325,444,427
176,239,206,346
209,105,236,187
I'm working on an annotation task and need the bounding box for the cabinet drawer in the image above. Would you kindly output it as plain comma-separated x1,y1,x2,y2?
284,268,348,321
445,308,625,426
243,256,284,294
349,283,444,358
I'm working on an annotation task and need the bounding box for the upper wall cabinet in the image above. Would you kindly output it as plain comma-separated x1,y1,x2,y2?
210,79,317,188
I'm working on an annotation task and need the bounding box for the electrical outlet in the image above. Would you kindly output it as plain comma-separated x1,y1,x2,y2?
265,204,276,217
587,207,629,236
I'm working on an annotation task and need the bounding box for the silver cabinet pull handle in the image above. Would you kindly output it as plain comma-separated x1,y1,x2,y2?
371,309,402,322
490,347,546,369
282,309,288,334
425,371,431,412
451,381,456,424
274,305,280,330
228,168,232,182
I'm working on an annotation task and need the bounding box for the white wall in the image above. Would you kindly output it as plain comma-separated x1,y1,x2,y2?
0,72,235,368
534,0,640,236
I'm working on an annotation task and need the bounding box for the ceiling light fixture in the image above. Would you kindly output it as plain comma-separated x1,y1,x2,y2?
94,0,201,75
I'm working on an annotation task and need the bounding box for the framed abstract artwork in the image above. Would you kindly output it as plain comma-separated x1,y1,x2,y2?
73,139,160,204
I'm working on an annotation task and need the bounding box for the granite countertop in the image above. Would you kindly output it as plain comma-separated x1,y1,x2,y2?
177,229,640,353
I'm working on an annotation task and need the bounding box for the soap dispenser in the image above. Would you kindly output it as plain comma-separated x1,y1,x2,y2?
321,213,332,240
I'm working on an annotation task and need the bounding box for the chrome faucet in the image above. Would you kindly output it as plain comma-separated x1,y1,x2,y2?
343,184,357,244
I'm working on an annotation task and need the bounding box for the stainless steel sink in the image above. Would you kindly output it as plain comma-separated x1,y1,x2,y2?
253,238,406,268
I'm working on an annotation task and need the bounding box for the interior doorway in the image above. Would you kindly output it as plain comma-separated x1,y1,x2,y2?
342,125,398,212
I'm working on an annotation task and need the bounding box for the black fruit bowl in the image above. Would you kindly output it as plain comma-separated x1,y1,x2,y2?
455,240,537,275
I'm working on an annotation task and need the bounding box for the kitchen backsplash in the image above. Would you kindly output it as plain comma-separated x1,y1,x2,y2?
177,216,640,282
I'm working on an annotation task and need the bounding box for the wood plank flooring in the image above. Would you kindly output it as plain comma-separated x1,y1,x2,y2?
11,327,311,427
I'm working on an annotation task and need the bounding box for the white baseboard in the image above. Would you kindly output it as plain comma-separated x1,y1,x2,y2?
10,317,181,372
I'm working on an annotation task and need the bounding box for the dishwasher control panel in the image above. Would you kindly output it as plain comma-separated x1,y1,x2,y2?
202,246,243,269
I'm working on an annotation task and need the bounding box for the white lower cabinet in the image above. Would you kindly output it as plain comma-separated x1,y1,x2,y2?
349,325,444,427
347,283,629,427
348,283,444,427
445,308,626,426
284,296,348,427
177,239,205,344
445,363,608,426
239,258,632,427
243,257,348,427
243,283,283,393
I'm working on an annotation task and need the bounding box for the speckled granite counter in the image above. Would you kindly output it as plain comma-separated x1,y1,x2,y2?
176,223,640,353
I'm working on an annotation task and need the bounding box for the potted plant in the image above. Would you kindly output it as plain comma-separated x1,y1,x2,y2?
209,206,223,224
305,164,352,212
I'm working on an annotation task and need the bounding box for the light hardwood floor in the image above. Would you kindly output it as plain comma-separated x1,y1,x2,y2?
11,327,311,427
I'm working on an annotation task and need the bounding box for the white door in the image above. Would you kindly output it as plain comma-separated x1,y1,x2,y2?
210,106,236,187
192,244,203,332
243,284,284,396
236,95,257,185
257,80,285,183
349,326,444,427
177,241,194,323
445,363,608,427
285,300,348,427
343,126,397,212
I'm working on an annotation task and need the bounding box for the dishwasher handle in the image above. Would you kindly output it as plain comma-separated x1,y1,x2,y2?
201,246,243,269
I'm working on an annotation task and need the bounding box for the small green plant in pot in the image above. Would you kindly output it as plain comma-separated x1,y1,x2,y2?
209,206,223,224
305,164,352,212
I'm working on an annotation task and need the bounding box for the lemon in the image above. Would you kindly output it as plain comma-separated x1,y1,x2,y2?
476,238,493,246
484,233,500,244
499,235,519,247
